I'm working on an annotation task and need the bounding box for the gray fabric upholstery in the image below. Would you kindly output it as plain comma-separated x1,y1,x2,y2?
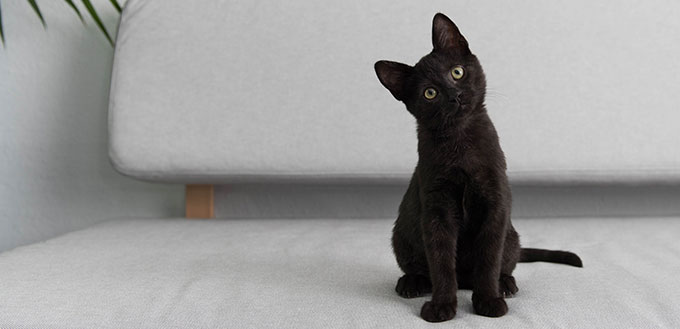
1,217,678,328
109,0,680,184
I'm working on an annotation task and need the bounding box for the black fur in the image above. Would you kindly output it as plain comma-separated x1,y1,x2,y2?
374,13,582,322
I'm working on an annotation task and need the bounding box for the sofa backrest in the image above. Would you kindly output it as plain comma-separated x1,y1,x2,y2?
108,0,680,184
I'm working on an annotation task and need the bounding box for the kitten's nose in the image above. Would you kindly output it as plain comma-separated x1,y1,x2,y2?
448,90,463,103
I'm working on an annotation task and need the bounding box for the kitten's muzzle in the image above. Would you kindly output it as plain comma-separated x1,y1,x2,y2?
447,89,463,104
448,90,464,110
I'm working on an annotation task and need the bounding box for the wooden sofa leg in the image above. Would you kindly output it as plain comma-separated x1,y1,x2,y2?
185,184,214,218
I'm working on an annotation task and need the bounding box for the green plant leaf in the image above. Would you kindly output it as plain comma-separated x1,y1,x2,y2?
64,0,85,23
27,0,46,27
0,1,5,47
109,0,121,13
81,0,113,46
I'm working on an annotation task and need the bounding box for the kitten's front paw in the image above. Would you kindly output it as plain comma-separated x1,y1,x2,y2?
472,294,508,317
395,274,432,298
420,300,456,322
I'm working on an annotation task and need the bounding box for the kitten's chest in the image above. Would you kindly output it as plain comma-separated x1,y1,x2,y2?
419,166,475,211
424,168,486,224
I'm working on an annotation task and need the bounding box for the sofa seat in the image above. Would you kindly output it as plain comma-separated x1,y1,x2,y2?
1,217,678,328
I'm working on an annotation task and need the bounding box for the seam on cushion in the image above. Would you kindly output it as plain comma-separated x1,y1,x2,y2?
111,167,680,185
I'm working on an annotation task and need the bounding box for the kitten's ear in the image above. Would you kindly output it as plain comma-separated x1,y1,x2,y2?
432,13,470,53
374,60,413,101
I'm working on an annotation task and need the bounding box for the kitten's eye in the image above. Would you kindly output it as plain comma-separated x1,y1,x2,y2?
451,66,465,80
424,88,438,100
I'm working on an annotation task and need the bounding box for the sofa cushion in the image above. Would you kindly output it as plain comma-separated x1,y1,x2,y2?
1,217,679,328
109,0,680,183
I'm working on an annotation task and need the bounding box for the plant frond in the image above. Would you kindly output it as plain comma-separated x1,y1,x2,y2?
0,1,5,47
109,0,121,13
81,0,113,46
27,0,46,27
64,0,85,23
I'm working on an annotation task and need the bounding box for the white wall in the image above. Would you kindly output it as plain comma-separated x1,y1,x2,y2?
213,184,680,219
0,0,182,252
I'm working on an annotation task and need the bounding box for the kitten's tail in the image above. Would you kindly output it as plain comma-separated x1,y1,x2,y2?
520,248,583,267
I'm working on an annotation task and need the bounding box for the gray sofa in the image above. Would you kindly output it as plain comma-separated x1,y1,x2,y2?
1,0,679,327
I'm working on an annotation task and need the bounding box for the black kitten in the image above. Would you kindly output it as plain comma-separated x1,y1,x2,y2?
374,13,582,322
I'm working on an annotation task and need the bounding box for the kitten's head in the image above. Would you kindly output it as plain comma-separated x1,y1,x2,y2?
375,13,486,130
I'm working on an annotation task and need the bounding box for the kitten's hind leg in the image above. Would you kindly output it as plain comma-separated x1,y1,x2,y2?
499,274,518,298
499,225,520,298
396,274,432,298
393,233,431,298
